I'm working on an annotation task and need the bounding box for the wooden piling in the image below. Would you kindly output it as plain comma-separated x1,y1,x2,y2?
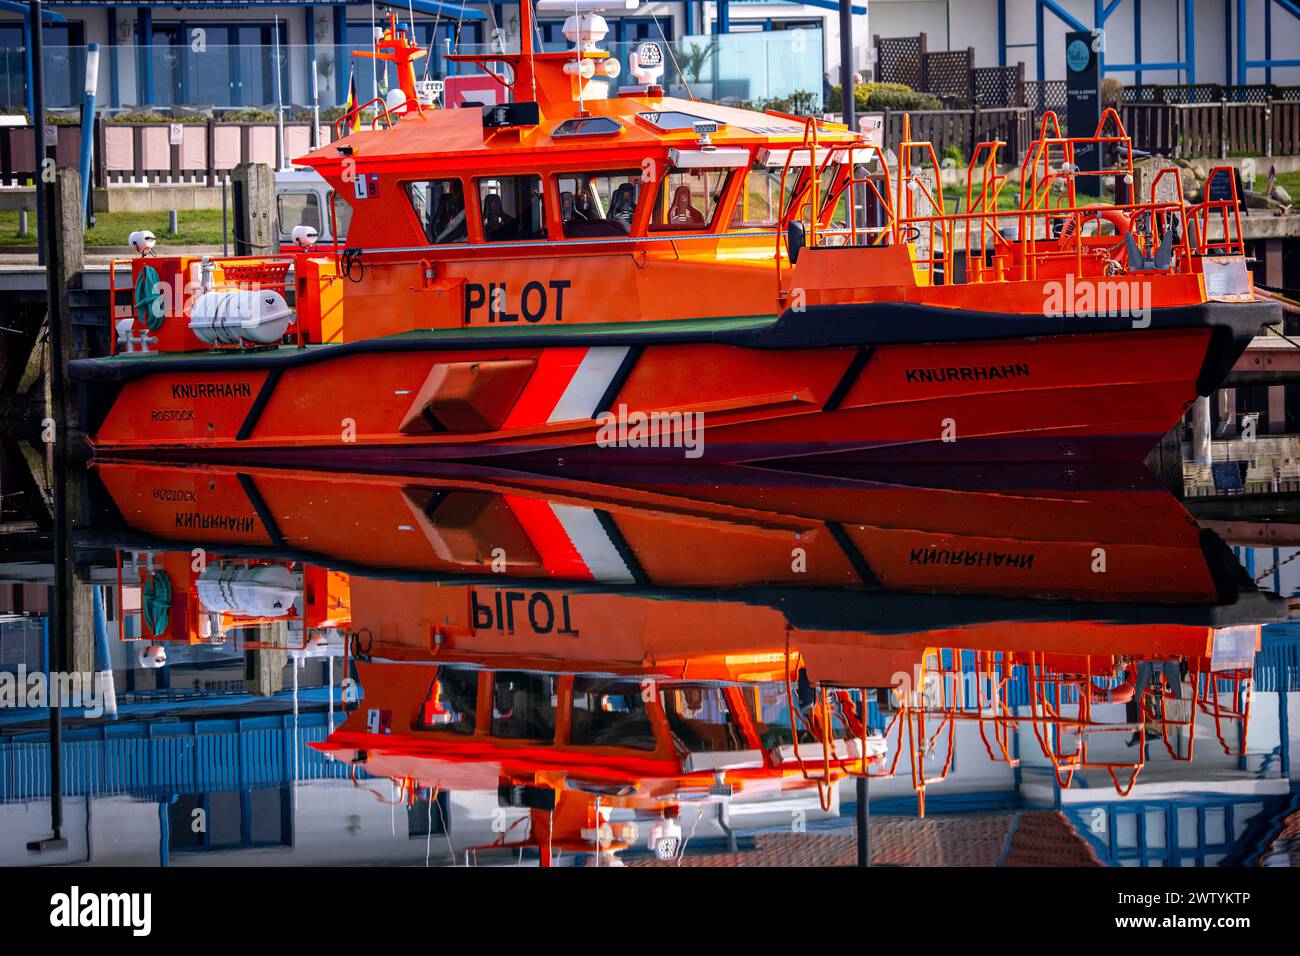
50,166,86,446
230,162,276,256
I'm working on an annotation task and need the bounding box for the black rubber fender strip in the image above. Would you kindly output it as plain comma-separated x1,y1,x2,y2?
825,519,881,588
235,471,286,549
70,300,1281,387
823,347,873,412
235,368,283,441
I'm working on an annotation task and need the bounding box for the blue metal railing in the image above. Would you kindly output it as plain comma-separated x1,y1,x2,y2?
0,711,360,804
1,31,825,112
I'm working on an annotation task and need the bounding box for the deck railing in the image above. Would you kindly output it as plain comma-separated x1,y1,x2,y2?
778,109,1245,297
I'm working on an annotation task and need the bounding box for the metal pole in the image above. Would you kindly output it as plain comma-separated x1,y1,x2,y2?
855,775,870,866
275,15,287,171
839,0,856,133
222,175,229,256
79,43,100,226
33,0,61,421
311,59,321,150
29,1,68,853
30,0,48,268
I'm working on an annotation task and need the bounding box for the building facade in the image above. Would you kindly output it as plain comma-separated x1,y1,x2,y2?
869,0,1300,86
0,1,870,114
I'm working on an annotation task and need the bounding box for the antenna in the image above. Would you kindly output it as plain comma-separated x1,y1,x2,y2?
574,0,583,115
274,14,286,170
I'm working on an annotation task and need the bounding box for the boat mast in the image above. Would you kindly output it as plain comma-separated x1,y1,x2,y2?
517,0,537,100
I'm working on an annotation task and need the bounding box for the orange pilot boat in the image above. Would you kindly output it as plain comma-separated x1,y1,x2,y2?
70,2,1277,467
310,610,1261,861
79,462,1272,856
80,460,1284,630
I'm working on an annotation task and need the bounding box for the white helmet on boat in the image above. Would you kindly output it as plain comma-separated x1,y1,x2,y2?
129,230,157,255
138,645,168,669
291,224,319,248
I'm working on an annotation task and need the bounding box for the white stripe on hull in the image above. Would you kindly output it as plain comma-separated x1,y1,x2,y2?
548,503,636,583
546,346,631,424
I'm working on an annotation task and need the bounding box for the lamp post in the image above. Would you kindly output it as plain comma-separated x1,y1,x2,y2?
79,42,100,226
27,0,69,856
839,0,856,133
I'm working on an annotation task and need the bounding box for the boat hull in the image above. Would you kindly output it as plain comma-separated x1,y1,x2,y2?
72,300,1275,466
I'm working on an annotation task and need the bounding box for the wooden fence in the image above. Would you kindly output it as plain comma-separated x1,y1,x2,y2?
1119,100,1300,158
0,118,336,188
873,31,1300,122
880,106,1035,162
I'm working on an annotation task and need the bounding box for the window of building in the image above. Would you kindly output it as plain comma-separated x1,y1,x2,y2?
477,175,547,242
406,179,469,244
570,677,657,750
651,167,730,231
168,788,288,852
150,22,286,109
555,169,641,238
407,790,452,838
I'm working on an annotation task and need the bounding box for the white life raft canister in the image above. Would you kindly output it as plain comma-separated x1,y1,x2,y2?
197,563,301,617
188,288,293,346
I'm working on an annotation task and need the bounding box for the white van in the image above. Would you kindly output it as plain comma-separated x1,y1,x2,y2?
275,168,352,250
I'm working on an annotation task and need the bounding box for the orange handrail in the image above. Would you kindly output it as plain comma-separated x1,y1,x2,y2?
333,96,397,138
1198,668,1252,756
1027,654,1146,798
1187,166,1246,257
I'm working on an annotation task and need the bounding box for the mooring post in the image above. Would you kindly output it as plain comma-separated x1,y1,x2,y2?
50,167,86,440
1145,420,1187,497
839,0,856,133
230,162,276,256
1192,396,1212,465
856,775,870,866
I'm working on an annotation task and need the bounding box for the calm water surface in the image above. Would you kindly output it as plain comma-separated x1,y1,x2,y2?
1,441,1296,868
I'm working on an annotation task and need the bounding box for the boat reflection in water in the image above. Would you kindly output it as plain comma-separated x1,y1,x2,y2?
62,461,1290,866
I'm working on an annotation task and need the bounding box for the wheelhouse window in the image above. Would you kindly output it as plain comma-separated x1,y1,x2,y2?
406,179,469,244
748,679,856,749
328,191,355,240
651,168,730,231
570,677,657,750
556,169,642,238
416,667,478,734
661,685,748,753
478,175,547,242
490,671,557,741
730,162,800,230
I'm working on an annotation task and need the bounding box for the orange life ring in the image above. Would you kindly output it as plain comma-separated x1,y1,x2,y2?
1079,203,1130,236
